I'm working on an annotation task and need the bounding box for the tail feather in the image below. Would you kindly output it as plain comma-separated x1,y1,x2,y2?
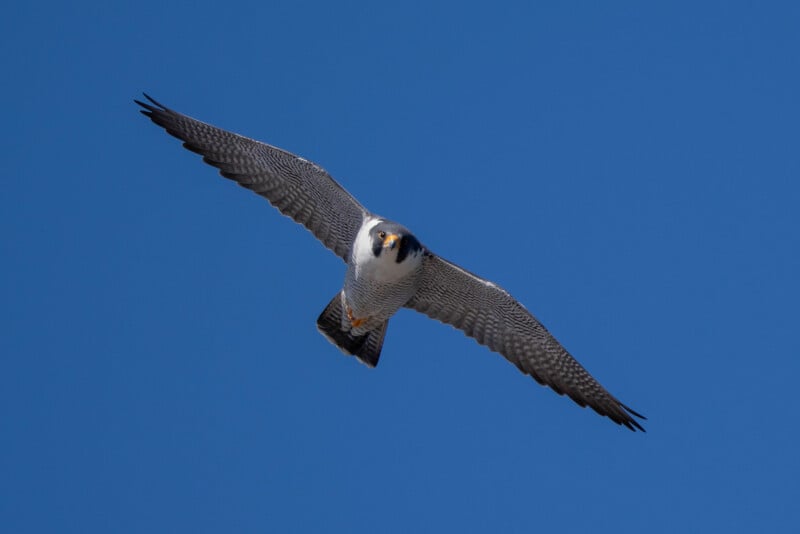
316,292,388,368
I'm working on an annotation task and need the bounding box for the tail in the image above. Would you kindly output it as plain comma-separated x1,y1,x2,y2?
316,292,388,368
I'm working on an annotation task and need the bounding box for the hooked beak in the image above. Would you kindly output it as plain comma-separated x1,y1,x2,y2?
383,233,400,250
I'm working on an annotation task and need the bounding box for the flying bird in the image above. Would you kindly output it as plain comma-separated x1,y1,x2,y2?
135,94,645,431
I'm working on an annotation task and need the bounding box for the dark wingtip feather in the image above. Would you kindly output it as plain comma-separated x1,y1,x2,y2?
624,419,646,433
134,93,170,118
622,403,647,421
562,384,646,432
618,404,646,432
133,100,153,118
140,92,167,109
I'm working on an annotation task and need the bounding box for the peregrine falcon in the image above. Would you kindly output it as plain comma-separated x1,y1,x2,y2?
135,94,646,432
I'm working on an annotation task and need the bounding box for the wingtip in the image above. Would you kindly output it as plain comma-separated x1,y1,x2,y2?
625,419,646,433
142,92,166,109
134,92,168,114
619,405,647,432
623,404,647,421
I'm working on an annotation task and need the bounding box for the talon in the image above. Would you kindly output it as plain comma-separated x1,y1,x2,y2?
346,306,366,328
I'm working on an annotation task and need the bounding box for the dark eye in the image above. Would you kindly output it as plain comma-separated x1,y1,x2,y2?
378,231,386,239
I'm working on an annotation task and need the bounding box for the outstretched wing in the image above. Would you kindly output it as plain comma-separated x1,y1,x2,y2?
406,253,645,431
135,94,368,261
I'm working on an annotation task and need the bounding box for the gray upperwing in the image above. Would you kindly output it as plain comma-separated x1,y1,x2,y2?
406,252,645,431
136,94,368,261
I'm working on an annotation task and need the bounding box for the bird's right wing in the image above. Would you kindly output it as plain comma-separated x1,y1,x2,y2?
406,253,645,431
136,94,368,261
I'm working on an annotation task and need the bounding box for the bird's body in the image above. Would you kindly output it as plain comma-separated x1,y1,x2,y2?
136,94,646,431
344,219,423,332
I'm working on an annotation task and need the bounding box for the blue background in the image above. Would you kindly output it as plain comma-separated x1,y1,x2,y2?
2,1,798,532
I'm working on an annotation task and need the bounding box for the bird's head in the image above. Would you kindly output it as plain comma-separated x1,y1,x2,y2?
369,222,422,264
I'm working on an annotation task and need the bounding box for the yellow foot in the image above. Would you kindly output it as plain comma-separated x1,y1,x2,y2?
346,306,366,328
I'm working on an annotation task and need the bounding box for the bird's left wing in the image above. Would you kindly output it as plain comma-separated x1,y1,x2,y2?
136,94,368,261
406,252,645,431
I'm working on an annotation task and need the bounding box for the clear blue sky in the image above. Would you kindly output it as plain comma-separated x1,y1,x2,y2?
2,1,798,532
